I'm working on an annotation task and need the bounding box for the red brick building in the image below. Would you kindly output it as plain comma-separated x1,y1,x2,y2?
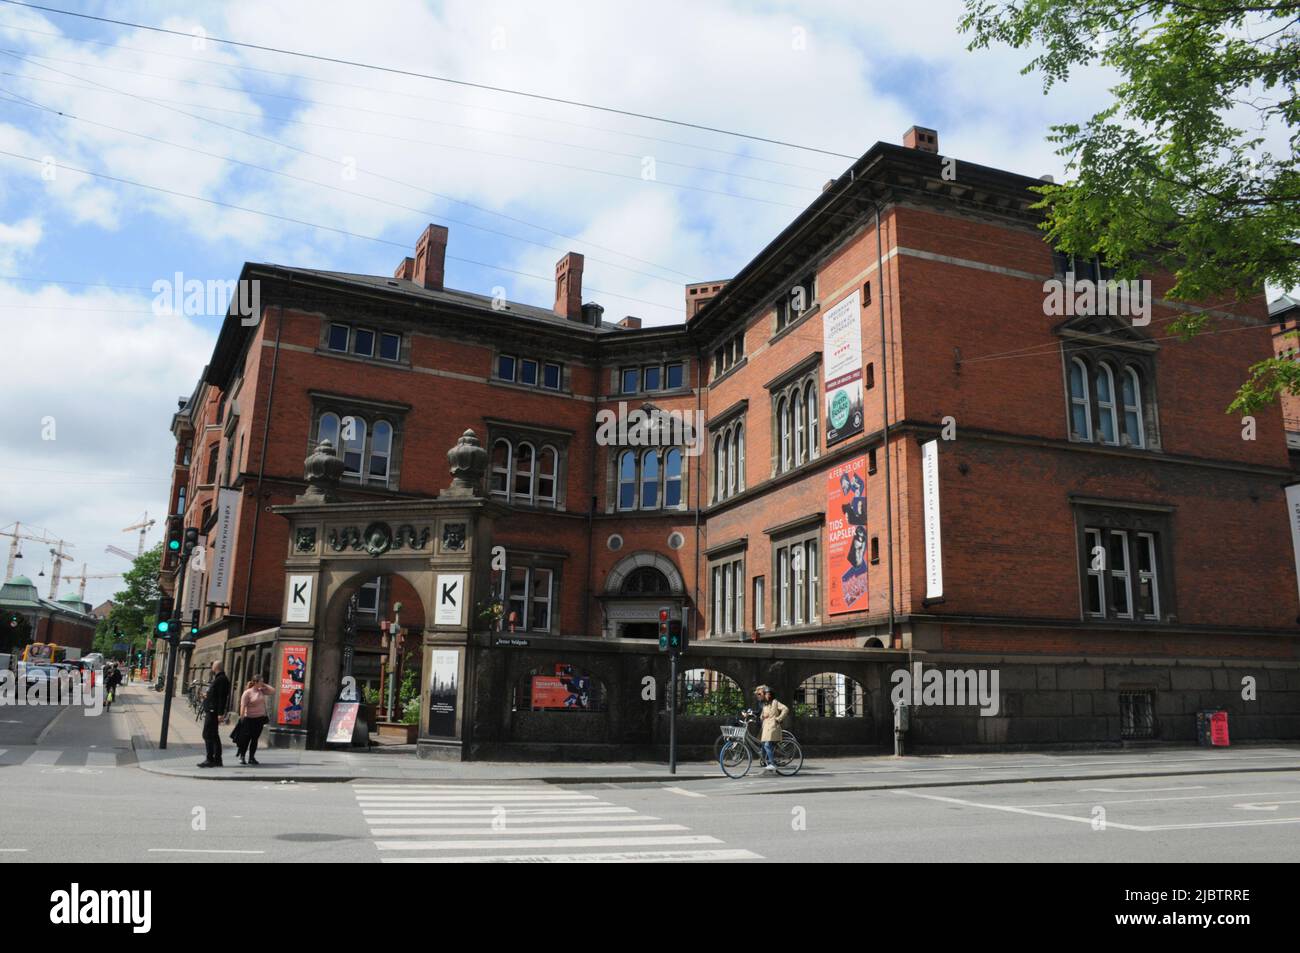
160,127,1299,744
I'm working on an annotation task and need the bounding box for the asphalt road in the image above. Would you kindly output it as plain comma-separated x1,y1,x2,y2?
2,702,1297,863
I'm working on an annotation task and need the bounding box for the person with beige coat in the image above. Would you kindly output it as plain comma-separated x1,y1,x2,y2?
756,685,789,773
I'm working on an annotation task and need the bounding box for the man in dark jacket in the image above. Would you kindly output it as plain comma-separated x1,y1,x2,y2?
198,660,231,768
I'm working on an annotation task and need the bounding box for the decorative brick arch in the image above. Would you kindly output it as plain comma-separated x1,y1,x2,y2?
604,551,685,595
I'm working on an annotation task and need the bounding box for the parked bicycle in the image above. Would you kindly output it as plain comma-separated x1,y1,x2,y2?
712,713,795,763
187,682,207,721
718,712,803,778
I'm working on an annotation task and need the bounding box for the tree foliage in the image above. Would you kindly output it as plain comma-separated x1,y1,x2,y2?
960,0,1300,412
94,542,162,656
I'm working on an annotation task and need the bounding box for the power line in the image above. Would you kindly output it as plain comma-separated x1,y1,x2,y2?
0,0,859,160
0,148,684,315
0,18,840,175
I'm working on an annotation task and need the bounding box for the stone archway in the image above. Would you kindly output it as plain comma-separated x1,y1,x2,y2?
601,551,687,640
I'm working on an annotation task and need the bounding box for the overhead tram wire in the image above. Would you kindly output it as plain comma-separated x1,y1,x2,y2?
0,0,860,161
4,44,826,192
0,149,684,316
0,19,842,176
0,54,814,213
0,82,701,290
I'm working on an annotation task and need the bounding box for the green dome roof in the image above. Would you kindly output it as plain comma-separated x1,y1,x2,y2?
57,593,83,605
8,575,33,587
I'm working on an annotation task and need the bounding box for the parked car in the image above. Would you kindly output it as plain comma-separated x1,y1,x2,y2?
23,664,59,687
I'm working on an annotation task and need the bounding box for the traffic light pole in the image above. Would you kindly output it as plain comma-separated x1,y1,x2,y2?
668,651,677,775
158,545,191,751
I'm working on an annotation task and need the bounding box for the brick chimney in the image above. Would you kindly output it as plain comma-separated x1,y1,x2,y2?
685,280,727,320
412,224,449,290
554,252,584,321
903,125,938,154
393,256,414,281
617,315,642,329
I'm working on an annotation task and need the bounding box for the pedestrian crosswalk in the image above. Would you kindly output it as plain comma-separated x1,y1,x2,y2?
0,747,136,768
352,783,761,863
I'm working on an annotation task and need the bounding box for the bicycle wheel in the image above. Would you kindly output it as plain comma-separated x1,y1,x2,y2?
713,734,727,764
719,740,752,779
772,739,803,776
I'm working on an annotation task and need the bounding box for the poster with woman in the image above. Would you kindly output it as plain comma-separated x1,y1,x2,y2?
277,644,308,726
827,456,870,615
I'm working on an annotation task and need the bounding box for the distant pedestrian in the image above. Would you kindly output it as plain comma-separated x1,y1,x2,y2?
756,685,789,773
235,675,274,765
198,661,231,768
104,663,123,709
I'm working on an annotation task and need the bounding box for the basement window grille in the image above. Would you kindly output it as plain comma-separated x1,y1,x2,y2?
1119,691,1156,739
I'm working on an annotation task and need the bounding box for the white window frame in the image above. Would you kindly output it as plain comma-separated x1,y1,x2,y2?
1136,531,1160,620
1122,366,1146,448
1069,357,1093,440
1096,362,1119,445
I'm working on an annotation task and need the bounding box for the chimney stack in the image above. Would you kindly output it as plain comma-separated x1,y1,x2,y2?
393,256,415,281
412,224,449,290
617,315,641,330
903,125,939,154
554,252,584,321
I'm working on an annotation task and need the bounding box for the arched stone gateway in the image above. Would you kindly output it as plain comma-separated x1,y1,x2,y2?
600,551,689,640
267,431,499,759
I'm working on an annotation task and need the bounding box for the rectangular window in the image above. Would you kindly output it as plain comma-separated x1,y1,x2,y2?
497,354,516,382
753,576,765,630
1120,691,1156,739
357,577,381,615
643,365,662,391
621,367,639,394
531,568,553,632
352,328,375,358
1136,532,1160,620
1081,521,1167,622
710,558,744,635
327,323,349,352
666,362,684,390
378,332,401,361
777,549,790,626
868,448,877,475
520,359,538,386
542,363,562,390
775,536,819,628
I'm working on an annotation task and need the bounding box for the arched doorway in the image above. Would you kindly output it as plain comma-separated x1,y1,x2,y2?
601,552,687,639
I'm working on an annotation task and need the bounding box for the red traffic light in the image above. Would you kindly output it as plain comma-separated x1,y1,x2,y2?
658,608,669,623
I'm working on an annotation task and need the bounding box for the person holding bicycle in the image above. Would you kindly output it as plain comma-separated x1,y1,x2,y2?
755,684,788,773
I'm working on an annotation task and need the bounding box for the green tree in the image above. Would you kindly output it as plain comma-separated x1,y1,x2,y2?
94,543,162,657
960,1,1300,412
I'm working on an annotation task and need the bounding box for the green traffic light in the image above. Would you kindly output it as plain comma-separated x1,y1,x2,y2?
156,620,170,633
168,539,181,551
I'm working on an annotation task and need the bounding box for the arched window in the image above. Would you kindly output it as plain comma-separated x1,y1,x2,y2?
537,445,558,503
725,429,736,496
793,389,805,464
369,420,392,483
777,397,790,471
732,424,744,493
341,415,366,476
490,439,511,498
640,449,660,509
514,442,535,502
664,448,682,507
1069,358,1092,439
805,381,819,456
618,450,637,510
1121,367,1145,448
712,435,725,503
795,672,865,718
621,566,671,595
1095,363,1118,445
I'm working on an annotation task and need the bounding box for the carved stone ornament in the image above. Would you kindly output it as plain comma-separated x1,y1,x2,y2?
298,439,346,503
441,522,466,551
294,527,317,553
327,526,361,552
445,429,488,498
363,522,392,557
394,524,431,550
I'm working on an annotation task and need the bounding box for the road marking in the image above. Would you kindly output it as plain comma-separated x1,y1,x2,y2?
382,848,761,863
366,814,652,824
1234,799,1300,811
1081,786,1204,793
148,848,266,855
665,786,706,798
892,789,1147,831
355,794,598,802
24,750,60,765
353,785,567,792
1023,790,1300,808
375,835,723,851
0,848,28,852
369,824,689,837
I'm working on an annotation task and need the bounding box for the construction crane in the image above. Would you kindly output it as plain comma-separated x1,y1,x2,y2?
47,542,76,600
1,522,64,583
122,512,156,557
63,563,122,601
104,545,137,563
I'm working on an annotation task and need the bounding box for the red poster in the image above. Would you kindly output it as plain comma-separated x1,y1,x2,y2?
530,671,593,710
277,644,308,726
827,456,869,615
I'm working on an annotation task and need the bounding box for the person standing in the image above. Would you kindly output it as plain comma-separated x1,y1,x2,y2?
757,685,789,773
236,675,274,765
198,660,231,768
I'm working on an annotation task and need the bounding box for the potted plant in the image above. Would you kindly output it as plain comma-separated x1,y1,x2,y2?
376,665,420,743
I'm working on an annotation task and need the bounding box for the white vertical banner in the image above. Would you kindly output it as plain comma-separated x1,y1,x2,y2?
921,439,943,599
182,535,206,615
205,488,239,605
1286,485,1300,609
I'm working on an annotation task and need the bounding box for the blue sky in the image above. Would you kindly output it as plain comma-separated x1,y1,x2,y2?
0,0,1271,608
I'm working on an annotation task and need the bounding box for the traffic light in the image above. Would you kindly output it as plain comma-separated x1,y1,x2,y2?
668,618,685,655
155,595,174,636
183,526,199,556
657,607,670,652
164,516,183,568
189,609,200,637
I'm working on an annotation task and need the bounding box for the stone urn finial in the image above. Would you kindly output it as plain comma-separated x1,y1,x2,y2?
298,438,346,503
445,429,488,498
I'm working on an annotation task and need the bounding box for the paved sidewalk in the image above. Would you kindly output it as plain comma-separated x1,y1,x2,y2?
119,684,1300,786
